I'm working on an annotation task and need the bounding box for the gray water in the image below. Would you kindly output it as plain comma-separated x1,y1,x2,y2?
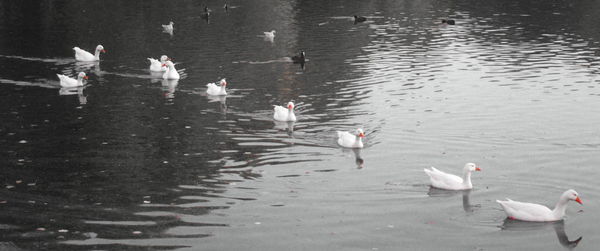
1,0,599,250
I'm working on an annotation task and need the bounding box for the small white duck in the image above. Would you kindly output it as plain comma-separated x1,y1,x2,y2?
206,78,228,96
497,189,582,222
424,163,481,190
336,128,365,148
162,21,174,32
73,45,106,62
57,72,88,88
162,61,180,80
148,55,169,72
264,30,276,39
273,101,296,122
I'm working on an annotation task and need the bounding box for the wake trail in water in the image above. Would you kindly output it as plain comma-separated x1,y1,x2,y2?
0,77,59,89
0,55,75,65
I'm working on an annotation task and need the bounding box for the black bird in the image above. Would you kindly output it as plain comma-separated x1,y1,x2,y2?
441,19,455,25
354,15,367,23
291,51,306,64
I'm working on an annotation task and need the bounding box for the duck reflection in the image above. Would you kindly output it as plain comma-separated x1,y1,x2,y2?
340,147,364,169
207,94,227,114
74,61,102,77
427,188,478,212
501,219,582,250
161,79,179,99
59,86,87,105
273,121,294,136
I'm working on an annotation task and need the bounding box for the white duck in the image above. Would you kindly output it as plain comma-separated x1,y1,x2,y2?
162,21,174,32
424,163,481,190
336,128,365,148
162,61,180,80
264,30,276,39
206,79,227,96
148,55,169,72
57,72,88,88
273,101,296,122
497,189,582,222
73,45,105,62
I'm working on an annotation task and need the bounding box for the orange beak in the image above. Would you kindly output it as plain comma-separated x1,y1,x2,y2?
358,132,365,138
575,197,583,205
83,76,89,80
101,49,106,53
475,167,481,171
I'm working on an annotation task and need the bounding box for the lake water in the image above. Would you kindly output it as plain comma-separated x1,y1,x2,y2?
1,0,599,250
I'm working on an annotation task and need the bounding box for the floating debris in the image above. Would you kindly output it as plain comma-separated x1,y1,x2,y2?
18,140,27,144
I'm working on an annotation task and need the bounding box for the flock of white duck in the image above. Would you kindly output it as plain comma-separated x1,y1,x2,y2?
56,20,582,224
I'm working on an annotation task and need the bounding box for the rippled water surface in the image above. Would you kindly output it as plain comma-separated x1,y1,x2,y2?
1,0,600,250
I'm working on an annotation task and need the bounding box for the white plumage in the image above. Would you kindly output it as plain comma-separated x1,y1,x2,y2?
423,163,481,190
206,79,228,96
73,45,105,62
162,61,180,80
336,128,365,148
148,55,169,72
497,189,582,222
273,102,296,122
57,72,88,88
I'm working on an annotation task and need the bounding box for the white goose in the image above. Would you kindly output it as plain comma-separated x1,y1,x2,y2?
424,163,481,190
206,79,227,96
264,30,276,39
57,72,88,88
497,189,582,222
148,55,169,72
73,45,105,62
273,101,296,122
162,61,180,80
336,128,365,148
162,21,174,32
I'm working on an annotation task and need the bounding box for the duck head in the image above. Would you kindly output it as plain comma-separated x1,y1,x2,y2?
96,45,106,53
220,78,227,87
464,163,481,172
356,128,365,138
160,55,169,62
287,102,294,110
564,189,583,204
78,72,89,80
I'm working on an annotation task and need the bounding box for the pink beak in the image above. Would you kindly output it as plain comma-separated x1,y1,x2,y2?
575,197,583,205
83,76,89,80
358,133,365,138
475,167,481,171
288,105,293,109
101,49,106,53
162,64,167,67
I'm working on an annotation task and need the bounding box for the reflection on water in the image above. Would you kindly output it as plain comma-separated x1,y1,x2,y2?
1,0,600,250
59,87,87,105
427,187,479,213
501,219,582,250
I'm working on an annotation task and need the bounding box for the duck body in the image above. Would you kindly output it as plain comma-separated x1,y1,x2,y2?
424,163,481,190
162,61,180,80
73,45,105,62
273,102,296,122
264,30,276,39
337,129,365,148
291,51,306,64
354,15,367,23
148,55,169,72
206,79,227,95
162,21,174,31
497,189,582,222
57,72,87,88
442,19,456,25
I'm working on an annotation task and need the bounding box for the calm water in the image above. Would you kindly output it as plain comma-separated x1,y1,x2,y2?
1,0,600,250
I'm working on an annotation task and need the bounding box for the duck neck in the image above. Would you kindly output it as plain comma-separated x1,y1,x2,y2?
287,109,295,120
552,196,569,219
462,170,472,188
94,50,101,60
